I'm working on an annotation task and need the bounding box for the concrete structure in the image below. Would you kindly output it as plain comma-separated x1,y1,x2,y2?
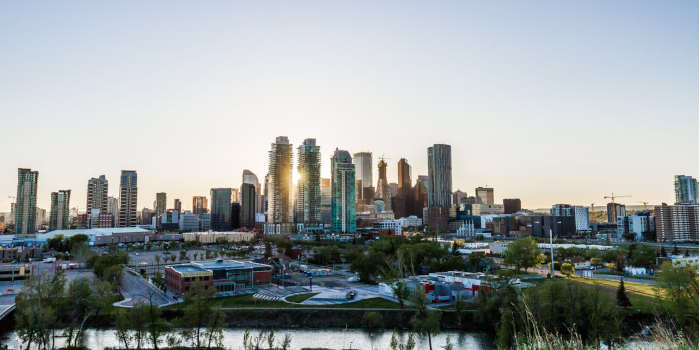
655,203,699,242
295,138,321,225
675,175,698,205
617,212,654,241
199,213,211,231
49,190,71,231
331,149,356,233
475,187,494,205
165,259,273,295
427,144,452,208
503,198,521,214
89,210,114,228
376,158,389,209
398,215,422,228
182,231,255,244
210,188,232,231
15,168,39,234
267,136,293,224
118,170,138,227
192,196,208,214
373,220,402,235
86,175,108,217
471,203,504,216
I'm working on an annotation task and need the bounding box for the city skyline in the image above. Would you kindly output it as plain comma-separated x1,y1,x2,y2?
1,1,697,212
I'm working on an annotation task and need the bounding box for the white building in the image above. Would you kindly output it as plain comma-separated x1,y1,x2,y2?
373,220,402,235
398,215,422,228
573,206,590,232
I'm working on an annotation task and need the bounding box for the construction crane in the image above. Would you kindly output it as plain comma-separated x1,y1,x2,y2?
603,192,631,224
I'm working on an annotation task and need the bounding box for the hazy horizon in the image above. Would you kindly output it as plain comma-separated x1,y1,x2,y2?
1,1,698,212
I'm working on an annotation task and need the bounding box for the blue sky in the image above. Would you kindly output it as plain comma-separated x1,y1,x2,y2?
1,1,697,211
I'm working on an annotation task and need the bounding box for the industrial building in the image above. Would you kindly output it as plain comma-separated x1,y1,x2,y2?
165,259,272,296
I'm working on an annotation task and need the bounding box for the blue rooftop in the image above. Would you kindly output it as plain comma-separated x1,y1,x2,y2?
194,259,266,270
171,264,209,274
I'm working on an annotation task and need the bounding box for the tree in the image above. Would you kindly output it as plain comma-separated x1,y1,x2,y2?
616,278,632,307
362,311,385,330
179,281,216,349
628,244,657,269
503,237,545,276
560,263,575,277
410,289,441,350
656,261,699,341
391,281,411,309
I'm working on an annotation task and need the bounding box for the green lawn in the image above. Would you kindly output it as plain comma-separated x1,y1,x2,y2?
285,292,319,303
569,277,661,313
170,295,400,309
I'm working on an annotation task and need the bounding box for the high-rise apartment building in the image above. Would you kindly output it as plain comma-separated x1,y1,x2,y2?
503,198,522,214
655,203,699,242
242,169,263,214
49,190,71,231
674,175,698,205
376,159,389,206
86,175,108,216
210,188,232,231
573,206,590,232
118,170,138,227
192,196,208,214
427,144,452,208
107,196,119,215
295,138,321,225
397,158,411,191
331,149,356,233
267,136,293,224
475,187,494,205
607,203,626,224
352,152,373,203
15,168,39,234
321,178,332,226
240,183,256,228
156,192,167,217
174,199,182,213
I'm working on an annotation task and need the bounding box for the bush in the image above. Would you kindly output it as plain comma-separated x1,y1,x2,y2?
362,311,384,330
560,263,575,277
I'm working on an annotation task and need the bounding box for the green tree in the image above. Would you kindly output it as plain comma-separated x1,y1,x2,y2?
628,244,657,269
560,263,575,277
503,237,545,276
362,311,385,330
656,261,699,341
616,278,632,307
179,281,216,349
410,289,441,350
391,281,411,309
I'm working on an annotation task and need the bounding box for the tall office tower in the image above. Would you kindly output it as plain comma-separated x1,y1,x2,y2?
475,187,494,205
655,203,699,242
503,198,522,214
118,170,138,227
49,190,71,231
321,178,332,226
15,168,39,234
240,183,256,228
573,206,590,232
397,158,411,192
352,152,373,203
107,196,119,215
86,175,108,216
267,136,293,224
376,159,389,204
174,199,182,213
210,188,232,231
231,188,240,203
230,203,241,229
331,149,356,233
242,169,263,213
156,192,167,217
296,138,321,225
674,175,698,205
414,176,429,217
141,208,155,225
192,196,208,214
607,203,626,224
427,144,452,208
453,190,468,207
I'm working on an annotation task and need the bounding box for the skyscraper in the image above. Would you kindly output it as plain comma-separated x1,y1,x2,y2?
427,144,452,208
231,188,240,203
674,175,698,205
352,152,373,203
192,196,208,214
156,192,167,217
376,158,389,206
49,190,71,231
118,170,138,227
397,158,411,192
267,136,293,224
15,168,39,234
503,198,522,214
242,169,263,213
210,188,232,231
321,178,332,226
475,187,494,205
296,138,321,225
607,203,626,224
240,182,256,228
86,175,108,216
107,196,119,216
174,199,182,213
331,149,356,233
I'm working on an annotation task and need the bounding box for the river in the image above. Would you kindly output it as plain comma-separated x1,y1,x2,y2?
1,328,492,349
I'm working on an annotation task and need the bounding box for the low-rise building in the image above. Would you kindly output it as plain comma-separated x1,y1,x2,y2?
165,259,273,296
182,231,255,244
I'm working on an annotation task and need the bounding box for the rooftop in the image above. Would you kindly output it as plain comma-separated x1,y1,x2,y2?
194,259,268,270
170,264,209,274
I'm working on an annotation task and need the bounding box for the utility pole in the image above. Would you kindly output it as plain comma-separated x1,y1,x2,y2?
549,228,554,276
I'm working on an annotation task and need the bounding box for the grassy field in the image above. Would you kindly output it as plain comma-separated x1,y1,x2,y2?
569,277,661,313
169,294,401,309
285,292,319,303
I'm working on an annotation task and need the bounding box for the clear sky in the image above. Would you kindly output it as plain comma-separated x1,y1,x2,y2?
1,1,697,212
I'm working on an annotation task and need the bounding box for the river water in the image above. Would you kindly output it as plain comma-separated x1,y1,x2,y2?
1,328,492,349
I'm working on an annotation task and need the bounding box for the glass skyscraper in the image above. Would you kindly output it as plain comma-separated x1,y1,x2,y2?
295,138,321,225
49,189,71,231
331,149,356,233
210,188,232,231
675,175,698,205
267,136,293,224
15,168,38,234
427,144,452,208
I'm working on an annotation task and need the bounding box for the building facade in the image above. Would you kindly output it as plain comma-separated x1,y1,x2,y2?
321,178,332,226
331,149,356,233
295,138,321,225
655,204,699,242
240,183,256,228
15,168,39,234
86,175,108,216
49,190,71,231
503,198,521,214
607,203,626,224
156,192,167,218
118,170,138,227
675,175,698,205
192,196,208,214
475,187,494,205
427,144,452,208
573,206,590,232
267,136,293,224
352,152,373,204
210,188,232,231
107,196,119,216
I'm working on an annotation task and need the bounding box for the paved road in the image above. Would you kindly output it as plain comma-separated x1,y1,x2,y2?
591,273,657,285
117,268,172,307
